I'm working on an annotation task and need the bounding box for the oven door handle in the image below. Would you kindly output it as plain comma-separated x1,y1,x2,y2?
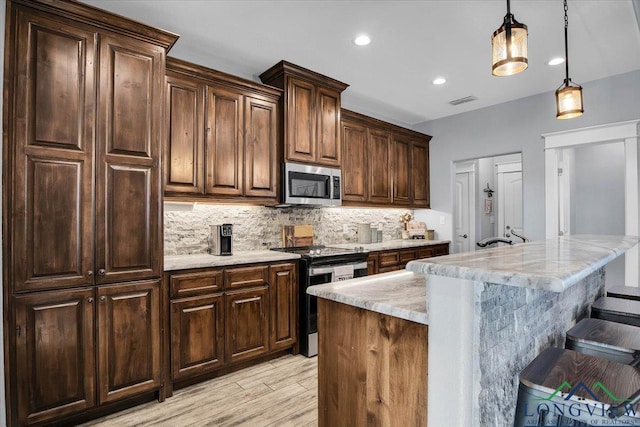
308,261,368,277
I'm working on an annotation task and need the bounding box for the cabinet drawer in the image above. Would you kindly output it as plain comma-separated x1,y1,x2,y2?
418,247,436,258
171,270,223,298
378,251,400,268
399,249,418,264
433,244,449,256
225,265,269,289
378,265,403,274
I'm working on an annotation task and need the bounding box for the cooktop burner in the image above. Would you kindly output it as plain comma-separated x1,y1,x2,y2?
271,245,366,257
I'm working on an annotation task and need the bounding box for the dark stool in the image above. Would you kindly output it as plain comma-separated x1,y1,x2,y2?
591,297,640,327
608,285,640,301
566,318,640,365
514,347,640,427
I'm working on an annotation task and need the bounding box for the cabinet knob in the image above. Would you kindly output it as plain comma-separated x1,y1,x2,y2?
87,270,93,277
98,269,106,276
100,296,106,303
87,297,93,303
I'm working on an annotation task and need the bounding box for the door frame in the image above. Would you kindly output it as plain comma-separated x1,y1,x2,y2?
453,162,476,253
543,119,640,285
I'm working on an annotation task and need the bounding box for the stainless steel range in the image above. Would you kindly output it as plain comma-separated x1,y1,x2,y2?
271,245,368,356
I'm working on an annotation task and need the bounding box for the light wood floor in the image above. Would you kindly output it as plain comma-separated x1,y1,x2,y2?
80,354,318,427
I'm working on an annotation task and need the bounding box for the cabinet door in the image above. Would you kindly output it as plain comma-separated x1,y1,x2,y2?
269,263,297,351
244,96,278,198
96,35,164,284
341,120,368,202
164,71,205,195
367,253,379,276
97,280,161,404
205,85,244,196
11,10,96,292
286,76,316,163
15,288,95,425
171,294,225,381
368,129,393,204
378,251,400,269
411,141,430,208
316,87,341,167
226,286,269,363
393,136,411,206
434,244,449,256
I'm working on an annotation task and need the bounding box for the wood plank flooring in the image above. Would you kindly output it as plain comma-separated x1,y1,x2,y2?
80,355,318,427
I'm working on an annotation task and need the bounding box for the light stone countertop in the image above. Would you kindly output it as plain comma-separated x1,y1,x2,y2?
406,234,640,292
306,270,428,325
331,239,450,252
164,251,301,271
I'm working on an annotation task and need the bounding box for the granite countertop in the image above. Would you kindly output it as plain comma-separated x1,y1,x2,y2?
331,239,450,252
306,270,428,325
406,235,639,292
165,251,301,271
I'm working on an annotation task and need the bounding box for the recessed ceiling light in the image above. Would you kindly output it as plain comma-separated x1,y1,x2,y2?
353,35,371,46
548,57,565,66
432,77,446,85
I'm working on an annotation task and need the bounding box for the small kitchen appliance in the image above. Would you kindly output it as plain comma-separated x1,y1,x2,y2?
208,224,233,256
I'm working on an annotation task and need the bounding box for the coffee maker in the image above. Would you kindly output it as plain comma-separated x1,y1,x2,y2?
208,224,233,256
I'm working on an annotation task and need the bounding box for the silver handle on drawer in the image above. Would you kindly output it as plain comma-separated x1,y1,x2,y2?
309,261,368,277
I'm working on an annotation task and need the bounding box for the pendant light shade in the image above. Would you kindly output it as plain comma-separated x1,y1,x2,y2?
491,0,528,76
556,0,583,119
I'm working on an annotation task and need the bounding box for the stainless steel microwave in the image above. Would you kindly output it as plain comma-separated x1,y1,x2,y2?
282,162,342,207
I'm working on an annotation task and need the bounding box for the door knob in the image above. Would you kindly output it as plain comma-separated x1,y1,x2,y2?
98,269,106,276
458,234,468,239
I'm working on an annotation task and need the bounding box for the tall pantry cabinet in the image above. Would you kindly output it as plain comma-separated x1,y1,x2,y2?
2,1,178,425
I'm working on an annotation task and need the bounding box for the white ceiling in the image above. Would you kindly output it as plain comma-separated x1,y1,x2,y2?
84,0,640,126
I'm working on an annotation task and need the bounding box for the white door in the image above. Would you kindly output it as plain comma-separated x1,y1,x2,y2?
454,170,473,253
497,163,524,242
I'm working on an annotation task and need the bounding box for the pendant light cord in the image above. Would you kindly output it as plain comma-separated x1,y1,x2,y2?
564,0,570,83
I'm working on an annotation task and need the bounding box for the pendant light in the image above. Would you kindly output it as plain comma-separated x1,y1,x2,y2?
555,0,583,119
491,0,528,76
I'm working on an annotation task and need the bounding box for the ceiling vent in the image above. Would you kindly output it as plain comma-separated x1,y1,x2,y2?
449,96,478,106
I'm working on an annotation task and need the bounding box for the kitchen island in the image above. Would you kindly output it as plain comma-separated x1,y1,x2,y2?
309,235,639,427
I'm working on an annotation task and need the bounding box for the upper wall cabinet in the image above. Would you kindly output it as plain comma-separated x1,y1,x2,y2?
259,61,348,168
165,58,281,202
341,109,432,208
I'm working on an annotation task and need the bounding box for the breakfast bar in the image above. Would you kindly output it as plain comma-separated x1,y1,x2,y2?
309,235,640,427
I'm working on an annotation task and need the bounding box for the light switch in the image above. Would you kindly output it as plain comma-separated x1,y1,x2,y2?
343,224,349,233
439,216,446,225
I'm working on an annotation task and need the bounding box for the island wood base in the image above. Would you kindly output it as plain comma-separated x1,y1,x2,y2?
317,299,427,426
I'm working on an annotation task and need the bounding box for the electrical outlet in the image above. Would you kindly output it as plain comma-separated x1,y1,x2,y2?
342,224,349,233
440,216,446,225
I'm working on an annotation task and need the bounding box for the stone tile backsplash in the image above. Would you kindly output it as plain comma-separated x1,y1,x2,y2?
164,203,416,255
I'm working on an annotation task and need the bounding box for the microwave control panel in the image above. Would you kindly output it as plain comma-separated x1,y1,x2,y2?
221,224,233,237
332,176,341,199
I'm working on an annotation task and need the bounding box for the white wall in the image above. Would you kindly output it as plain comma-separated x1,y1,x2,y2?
415,70,640,242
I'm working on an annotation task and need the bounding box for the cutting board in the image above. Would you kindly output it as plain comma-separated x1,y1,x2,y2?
282,225,314,247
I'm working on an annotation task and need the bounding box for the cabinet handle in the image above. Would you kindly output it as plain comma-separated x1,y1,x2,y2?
87,270,93,277
87,297,93,303
98,269,106,276
100,296,106,303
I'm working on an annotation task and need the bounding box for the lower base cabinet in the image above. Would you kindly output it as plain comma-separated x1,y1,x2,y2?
13,280,162,425
226,286,269,363
167,261,297,388
367,243,450,275
171,294,225,382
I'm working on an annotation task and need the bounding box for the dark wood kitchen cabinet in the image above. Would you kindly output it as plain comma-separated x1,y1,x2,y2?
260,61,348,167
367,243,450,275
14,288,96,426
165,261,297,390
226,286,270,363
97,281,162,404
269,263,297,351
3,1,177,425
341,109,432,208
164,58,280,202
